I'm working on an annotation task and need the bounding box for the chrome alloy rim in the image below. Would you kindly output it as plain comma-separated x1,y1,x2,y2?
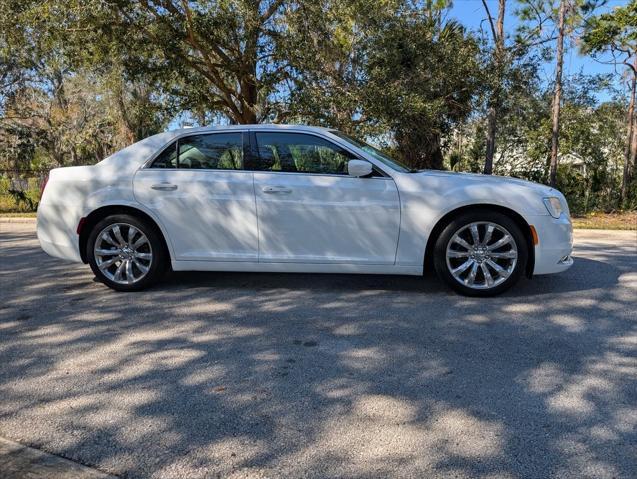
445,221,518,290
94,223,153,285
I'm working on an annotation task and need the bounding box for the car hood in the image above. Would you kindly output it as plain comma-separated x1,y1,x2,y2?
389,169,567,217
416,169,557,196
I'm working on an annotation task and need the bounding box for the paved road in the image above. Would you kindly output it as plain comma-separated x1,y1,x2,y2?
1,220,636,479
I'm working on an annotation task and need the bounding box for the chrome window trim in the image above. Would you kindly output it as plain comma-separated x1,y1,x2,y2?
138,127,394,179
137,166,391,180
251,170,392,180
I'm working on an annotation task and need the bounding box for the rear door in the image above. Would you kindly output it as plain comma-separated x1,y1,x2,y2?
133,131,258,262
251,131,401,264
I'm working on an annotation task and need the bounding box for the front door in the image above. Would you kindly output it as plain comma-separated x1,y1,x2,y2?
133,131,258,262
252,131,400,264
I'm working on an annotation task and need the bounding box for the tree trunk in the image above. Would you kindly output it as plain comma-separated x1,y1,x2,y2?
549,0,567,188
620,59,637,205
629,106,637,197
484,105,498,175
194,109,207,127
396,130,443,170
115,84,136,144
240,106,258,124
428,134,444,170
482,0,506,175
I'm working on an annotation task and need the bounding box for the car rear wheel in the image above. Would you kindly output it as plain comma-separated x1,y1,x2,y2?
433,211,528,296
87,214,166,291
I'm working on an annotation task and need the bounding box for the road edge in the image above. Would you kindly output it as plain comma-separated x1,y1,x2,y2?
0,217,36,223
0,436,117,478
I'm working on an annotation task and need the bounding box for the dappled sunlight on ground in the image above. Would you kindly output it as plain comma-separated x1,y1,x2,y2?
0,224,635,478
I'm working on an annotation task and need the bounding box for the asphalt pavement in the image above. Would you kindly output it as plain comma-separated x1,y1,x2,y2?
1,220,635,478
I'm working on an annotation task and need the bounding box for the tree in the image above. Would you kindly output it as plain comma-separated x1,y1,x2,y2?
4,0,292,125
0,0,173,171
283,0,480,170
480,0,507,174
282,0,387,134
582,2,637,205
480,0,567,176
549,0,568,188
364,12,480,169
555,77,626,211
100,0,291,124
512,0,605,188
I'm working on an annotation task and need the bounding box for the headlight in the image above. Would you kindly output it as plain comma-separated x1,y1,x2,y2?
543,197,563,218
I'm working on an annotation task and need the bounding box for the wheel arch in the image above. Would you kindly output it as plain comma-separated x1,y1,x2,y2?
78,204,171,264
423,204,535,278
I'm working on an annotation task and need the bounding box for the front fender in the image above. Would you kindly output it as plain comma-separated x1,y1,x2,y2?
393,175,546,267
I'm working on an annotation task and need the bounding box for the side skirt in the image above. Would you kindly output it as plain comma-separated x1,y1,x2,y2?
171,260,422,276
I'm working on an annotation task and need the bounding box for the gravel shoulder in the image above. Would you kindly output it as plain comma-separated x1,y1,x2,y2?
1,222,636,478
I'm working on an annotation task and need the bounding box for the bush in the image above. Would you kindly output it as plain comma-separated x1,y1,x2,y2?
0,175,42,213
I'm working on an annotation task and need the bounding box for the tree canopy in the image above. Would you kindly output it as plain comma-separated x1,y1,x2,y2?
1,0,636,212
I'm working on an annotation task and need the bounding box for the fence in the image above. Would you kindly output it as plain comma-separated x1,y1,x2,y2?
0,169,49,212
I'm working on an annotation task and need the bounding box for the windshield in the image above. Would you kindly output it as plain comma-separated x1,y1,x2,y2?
330,131,414,173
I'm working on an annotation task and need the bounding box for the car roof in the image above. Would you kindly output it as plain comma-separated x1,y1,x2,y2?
166,124,334,137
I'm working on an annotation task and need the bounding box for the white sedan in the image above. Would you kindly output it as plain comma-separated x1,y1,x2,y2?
37,125,573,296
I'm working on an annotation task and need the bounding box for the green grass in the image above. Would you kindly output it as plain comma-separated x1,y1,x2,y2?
0,195,33,214
0,212,37,218
571,211,637,230
0,177,41,213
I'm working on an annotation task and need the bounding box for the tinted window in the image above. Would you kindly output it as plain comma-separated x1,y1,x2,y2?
152,142,178,168
177,133,243,169
255,132,355,175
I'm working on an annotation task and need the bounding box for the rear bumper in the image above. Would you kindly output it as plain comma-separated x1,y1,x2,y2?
36,204,82,263
528,214,573,275
38,236,82,263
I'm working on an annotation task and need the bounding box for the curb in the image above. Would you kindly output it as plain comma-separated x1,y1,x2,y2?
0,437,117,478
0,217,36,223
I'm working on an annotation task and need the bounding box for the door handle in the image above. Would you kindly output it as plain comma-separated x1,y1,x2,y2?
151,183,178,191
262,186,292,194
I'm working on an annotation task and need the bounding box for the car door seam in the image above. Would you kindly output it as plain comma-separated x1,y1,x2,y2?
249,129,262,263
393,179,402,266
253,172,261,263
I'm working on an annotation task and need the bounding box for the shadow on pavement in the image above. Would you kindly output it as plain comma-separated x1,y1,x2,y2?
0,225,635,478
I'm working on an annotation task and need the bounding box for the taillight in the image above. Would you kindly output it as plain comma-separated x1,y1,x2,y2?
39,174,49,196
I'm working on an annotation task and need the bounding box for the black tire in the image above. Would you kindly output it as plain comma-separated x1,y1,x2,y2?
87,214,167,291
433,210,528,297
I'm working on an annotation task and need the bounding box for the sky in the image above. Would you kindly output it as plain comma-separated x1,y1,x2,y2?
448,0,632,101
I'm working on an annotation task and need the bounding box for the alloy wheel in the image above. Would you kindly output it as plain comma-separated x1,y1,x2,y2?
93,223,153,285
445,221,518,290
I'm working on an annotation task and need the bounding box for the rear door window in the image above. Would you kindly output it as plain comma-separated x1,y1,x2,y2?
151,142,178,168
150,132,243,169
177,133,243,170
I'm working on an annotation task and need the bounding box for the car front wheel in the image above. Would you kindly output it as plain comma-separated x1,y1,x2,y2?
87,214,166,291
433,211,528,296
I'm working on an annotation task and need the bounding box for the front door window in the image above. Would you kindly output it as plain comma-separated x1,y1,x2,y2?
254,132,356,175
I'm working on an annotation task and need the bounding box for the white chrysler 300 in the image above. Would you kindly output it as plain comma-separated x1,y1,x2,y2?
37,125,573,296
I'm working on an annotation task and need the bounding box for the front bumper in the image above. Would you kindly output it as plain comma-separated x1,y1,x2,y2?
528,213,573,275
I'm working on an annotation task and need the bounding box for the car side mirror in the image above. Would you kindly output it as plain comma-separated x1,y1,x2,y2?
347,159,373,178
